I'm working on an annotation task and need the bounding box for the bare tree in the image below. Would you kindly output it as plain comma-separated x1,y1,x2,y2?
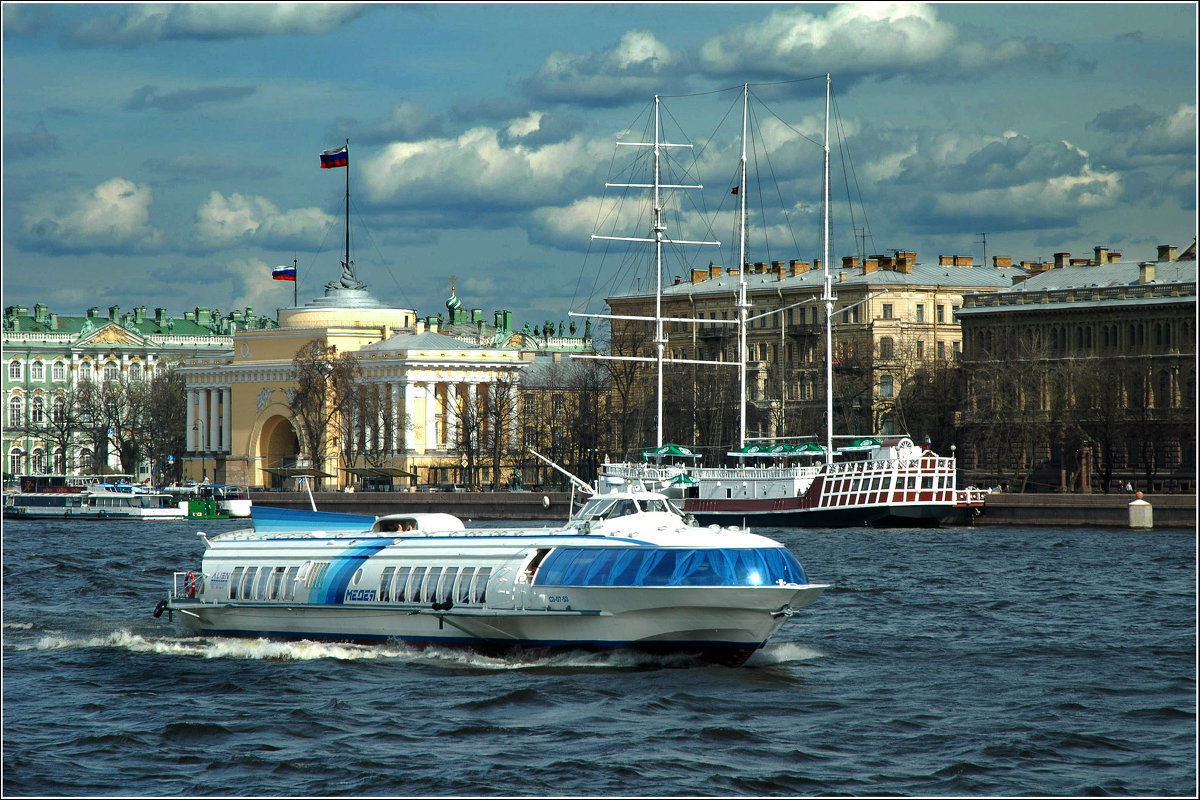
138,368,187,485
290,340,362,487
483,375,521,490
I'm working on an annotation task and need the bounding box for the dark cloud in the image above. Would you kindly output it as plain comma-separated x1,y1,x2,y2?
1087,105,1159,135
521,30,682,108
326,101,447,145
141,155,280,183
3,121,60,158
64,3,373,48
123,84,256,113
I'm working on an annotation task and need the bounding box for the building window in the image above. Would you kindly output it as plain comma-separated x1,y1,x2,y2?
880,375,894,397
916,305,925,323
937,341,946,359
552,394,564,415
78,363,92,382
880,337,894,359
8,396,22,427
30,396,44,425
916,340,924,359
523,395,534,416
31,449,45,473
129,363,142,382
882,304,893,320
52,396,65,423
52,362,66,382
104,362,120,382
937,305,945,323
8,361,20,381
523,430,536,449
30,362,44,381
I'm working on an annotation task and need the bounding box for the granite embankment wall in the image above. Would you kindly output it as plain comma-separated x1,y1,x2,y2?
971,493,1195,529
250,490,1196,528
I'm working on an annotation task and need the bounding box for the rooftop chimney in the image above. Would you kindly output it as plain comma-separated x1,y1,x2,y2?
1157,244,1177,262
1053,252,1070,268
1094,246,1109,265
896,251,915,274
709,265,722,280
790,260,809,275
1139,262,1156,284
993,256,1012,268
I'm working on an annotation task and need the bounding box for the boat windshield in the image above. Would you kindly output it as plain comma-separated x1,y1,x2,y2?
574,496,683,522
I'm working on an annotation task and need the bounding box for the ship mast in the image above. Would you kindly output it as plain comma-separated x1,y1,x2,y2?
587,96,718,450
821,74,835,465
737,84,749,450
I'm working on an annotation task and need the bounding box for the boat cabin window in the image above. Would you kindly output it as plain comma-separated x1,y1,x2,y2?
282,566,299,601
229,566,244,600
379,566,395,602
440,567,458,603
574,497,617,520
535,546,810,588
609,499,638,517
457,567,475,603
240,567,258,599
267,567,285,600
254,568,272,600
407,567,425,602
422,567,443,603
394,566,412,602
473,567,492,604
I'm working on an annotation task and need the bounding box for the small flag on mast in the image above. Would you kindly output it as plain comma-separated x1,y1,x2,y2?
272,265,296,281
730,186,739,195
320,145,348,169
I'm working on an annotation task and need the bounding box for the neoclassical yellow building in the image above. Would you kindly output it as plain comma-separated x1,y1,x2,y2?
180,280,526,490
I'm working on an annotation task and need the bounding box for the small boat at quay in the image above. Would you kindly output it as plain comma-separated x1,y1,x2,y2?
3,474,187,520
155,481,827,666
162,483,253,518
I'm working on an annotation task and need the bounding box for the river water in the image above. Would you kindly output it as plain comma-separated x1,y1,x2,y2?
2,516,1194,797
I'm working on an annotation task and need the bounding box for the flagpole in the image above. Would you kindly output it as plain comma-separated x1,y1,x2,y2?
344,138,350,273
293,257,298,307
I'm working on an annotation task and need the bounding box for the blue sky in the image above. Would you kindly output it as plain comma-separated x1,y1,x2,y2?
2,2,1196,328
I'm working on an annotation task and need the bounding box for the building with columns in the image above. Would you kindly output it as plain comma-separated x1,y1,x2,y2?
3,302,275,480
178,277,527,490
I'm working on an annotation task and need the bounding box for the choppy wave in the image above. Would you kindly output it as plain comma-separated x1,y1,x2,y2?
2,519,1194,797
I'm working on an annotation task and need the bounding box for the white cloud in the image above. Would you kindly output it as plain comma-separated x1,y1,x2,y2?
66,3,371,47
191,192,337,250
698,2,1074,79
363,124,611,209
523,30,680,105
21,178,162,254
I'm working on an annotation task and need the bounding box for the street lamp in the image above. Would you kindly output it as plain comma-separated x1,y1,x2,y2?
192,419,207,483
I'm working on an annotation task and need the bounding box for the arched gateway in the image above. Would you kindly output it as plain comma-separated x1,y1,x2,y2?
179,278,526,490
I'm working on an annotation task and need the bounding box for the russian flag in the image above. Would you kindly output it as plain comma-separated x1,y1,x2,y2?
272,265,296,281
320,145,348,169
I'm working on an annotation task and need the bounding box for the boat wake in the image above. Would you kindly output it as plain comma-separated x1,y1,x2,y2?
747,641,827,666
12,628,790,671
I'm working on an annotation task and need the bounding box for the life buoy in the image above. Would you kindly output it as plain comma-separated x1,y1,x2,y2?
185,571,197,598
